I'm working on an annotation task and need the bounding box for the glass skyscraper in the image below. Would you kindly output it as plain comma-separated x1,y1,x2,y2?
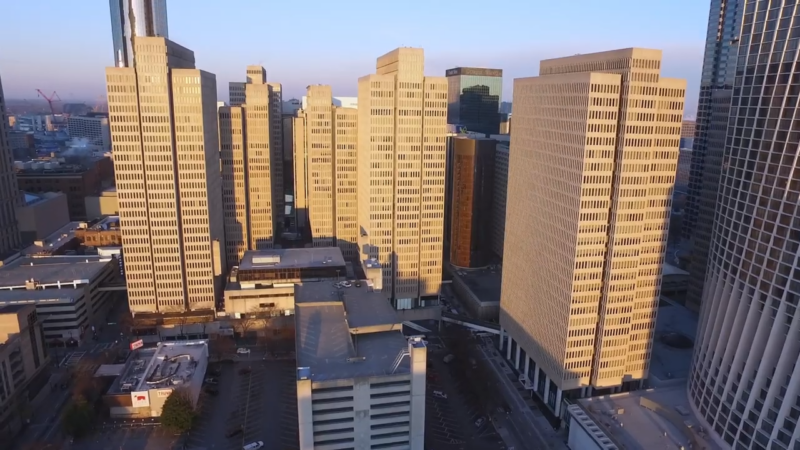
446,67,502,135
109,0,169,67
690,1,800,448
683,0,741,312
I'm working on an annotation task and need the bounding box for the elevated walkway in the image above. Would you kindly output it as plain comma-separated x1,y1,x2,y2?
441,311,500,334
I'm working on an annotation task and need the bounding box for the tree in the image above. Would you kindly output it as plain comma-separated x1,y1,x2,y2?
236,315,256,338
160,389,196,433
61,395,95,438
210,335,236,362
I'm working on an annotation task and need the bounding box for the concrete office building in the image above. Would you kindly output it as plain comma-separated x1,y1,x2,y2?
0,303,49,440
67,114,112,151
682,0,739,313
292,114,309,235
499,48,684,416
689,2,800,448
295,282,426,450
295,86,359,258
85,186,119,219
106,37,225,314
446,67,503,136
492,140,509,260
357,48,448,309
109,0,168,67
16,192,70,243
449,136,495,268
0,75,22,256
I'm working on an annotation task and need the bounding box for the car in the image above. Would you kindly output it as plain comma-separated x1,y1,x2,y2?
236,347,251,355
474,417,487,428
204,386,219,396
225,425,243,438
243,442,264,450
204,377,218,385
432,390,447,399
443,354,455,364
354,281,362,287
341,281,352,288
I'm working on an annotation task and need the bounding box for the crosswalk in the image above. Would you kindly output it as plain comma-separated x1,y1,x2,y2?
88,342,116,353
61,351,85,367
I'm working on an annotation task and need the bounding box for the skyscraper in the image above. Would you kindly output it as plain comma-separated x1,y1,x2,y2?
689,2,800,448
499,48,684,415
446,67,502,135
0,75,21,255
682,0,740,312
219,66,276,267
357,48,447,309
106,37,225,313
108,0,168,67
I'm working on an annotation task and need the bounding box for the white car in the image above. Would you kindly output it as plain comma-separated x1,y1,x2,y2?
432,390,448,399
236,347,251,355
341,281,352,288
243,442,264,450
474,417,487,428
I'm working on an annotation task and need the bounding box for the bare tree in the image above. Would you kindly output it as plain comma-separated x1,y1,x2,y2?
237,314,256,338
210,335,236,362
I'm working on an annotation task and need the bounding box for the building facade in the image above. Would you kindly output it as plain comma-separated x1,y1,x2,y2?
446,67,503,136
357,48,447,309
492,140,509,260
108,0,168,67
67,114,112,151
106,37,225,314
689,1,800,448
499,48,684,416
0,75,21,256
682,0,741,313
449,137,495,268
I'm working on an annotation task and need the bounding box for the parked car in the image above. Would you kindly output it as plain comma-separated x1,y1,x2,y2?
225,425,243,438
236,347,251,355
354,280,362,287
443,354,455,364
243,441,264,450
474,417,487,428
204,386,219,396
341,281,352,288
432,390,448,399
204,377,218,385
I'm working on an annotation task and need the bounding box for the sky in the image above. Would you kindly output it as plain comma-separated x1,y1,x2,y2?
0,0,709,117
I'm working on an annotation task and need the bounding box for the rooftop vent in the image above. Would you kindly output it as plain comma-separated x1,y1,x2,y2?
252,254,280,265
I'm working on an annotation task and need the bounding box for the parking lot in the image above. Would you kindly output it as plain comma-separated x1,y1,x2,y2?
72,424,178,450
425,337,505,450
184,359,299,450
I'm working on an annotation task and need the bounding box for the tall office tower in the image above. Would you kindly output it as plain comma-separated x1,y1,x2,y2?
108,0,168,67
357,48,448,309
499,48,684,415
106,37,225,313
333,107,358,258
291,113,309,236
450,137,495,268
682,0,740,312
0,75,22,254
492,141,509,260
229,82,245,107
690,2,800,448
446,67,502,135
218,66,276,267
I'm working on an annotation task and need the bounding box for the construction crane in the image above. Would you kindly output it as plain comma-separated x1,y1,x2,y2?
35,89,61,115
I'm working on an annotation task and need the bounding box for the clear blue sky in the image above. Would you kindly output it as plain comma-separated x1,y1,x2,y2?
0,0,708,117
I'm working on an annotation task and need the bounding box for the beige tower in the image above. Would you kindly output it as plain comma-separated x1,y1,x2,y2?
357,48,447,308
333,106,358,259
0,75,21,255
106,37,225,313
499,48,684,415
304,86,335,247
291,113,308,233
219,66,276,267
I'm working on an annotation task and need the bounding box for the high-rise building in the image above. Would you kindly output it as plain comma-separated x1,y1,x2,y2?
291,114,308,236
67,113,112,151
108,0,168,67
304,86,336,248
219,66,278,267
499,48,684,416
449,137,495,268
357,48,447,309
106,37,225,314
682,0,740,313
0,75,22,255
689,2,800,448
446,67,503,135
492,140,509,260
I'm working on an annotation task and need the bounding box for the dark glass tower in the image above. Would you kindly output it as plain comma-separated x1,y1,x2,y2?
446,68,502,135
683,0,741,312
690,1,800,448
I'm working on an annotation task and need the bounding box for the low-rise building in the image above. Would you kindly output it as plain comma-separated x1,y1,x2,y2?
102,341,208,419
0,255,119,345
85,186,118,219
0,303,49,440
295,281,426,450
16,192,70,244
74,216,122,247
66,113,111,151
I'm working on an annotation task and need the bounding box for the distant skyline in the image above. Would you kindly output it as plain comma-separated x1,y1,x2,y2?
0,0,706,117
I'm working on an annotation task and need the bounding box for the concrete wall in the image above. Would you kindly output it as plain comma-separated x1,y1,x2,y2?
450,273,499,321
568,415,608,450
223,285,295,316
16,192,70,242
85,192,119,220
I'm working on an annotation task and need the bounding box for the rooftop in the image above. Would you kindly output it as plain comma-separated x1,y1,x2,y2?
0,255,110,289
238,248,346,271
108,341,208,394
295,281,401,332
450,264,503,305
20,221,83,255
649,298,698,384
662,263,689,277
575,384,722,450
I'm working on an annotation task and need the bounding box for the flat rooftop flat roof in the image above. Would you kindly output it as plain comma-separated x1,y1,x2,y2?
295,301,409,382
0,256,109,288
649,298,698,383
108,341,208,394
576,385,722,450
238,248,346,271
295,282,400,331
452,264,502,305
21,221,84,255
